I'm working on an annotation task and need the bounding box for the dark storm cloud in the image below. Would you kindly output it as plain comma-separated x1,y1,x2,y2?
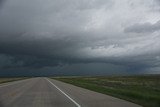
124,20,160,33
0,0,5,9
0,0,160,75
0,0,4,5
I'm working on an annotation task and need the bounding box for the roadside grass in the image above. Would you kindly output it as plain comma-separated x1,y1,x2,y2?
0,77,28,84
53,75,160,107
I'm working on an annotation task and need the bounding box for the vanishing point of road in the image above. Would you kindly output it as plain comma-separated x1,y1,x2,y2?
0,78,141,107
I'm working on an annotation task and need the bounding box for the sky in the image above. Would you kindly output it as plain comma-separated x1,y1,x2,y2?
0,0,160,76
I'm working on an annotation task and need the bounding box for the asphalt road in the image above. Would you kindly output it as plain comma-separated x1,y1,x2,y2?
0,78,142,107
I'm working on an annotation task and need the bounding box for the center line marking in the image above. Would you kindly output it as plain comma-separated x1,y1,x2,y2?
45,78,81,107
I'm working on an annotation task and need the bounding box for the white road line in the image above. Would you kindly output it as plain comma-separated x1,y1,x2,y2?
46,78,81,107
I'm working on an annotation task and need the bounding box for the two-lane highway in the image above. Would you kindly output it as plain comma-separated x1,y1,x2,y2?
0,78,142,107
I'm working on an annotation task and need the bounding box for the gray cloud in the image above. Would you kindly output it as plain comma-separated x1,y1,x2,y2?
0,0,4,4
0,0,160,76
124,20,160,33
0,0,5,9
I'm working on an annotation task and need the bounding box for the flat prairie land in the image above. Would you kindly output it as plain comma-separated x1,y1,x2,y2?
0,77,28,84
54,75,160,107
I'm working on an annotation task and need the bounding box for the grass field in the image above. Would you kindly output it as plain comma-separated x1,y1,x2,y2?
0,77,28,84
54,75,160,107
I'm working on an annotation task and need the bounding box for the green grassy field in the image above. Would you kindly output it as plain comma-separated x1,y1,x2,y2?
0,77,28,84
54,75,160,107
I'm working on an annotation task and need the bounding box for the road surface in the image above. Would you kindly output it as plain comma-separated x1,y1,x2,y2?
0,77,141,107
